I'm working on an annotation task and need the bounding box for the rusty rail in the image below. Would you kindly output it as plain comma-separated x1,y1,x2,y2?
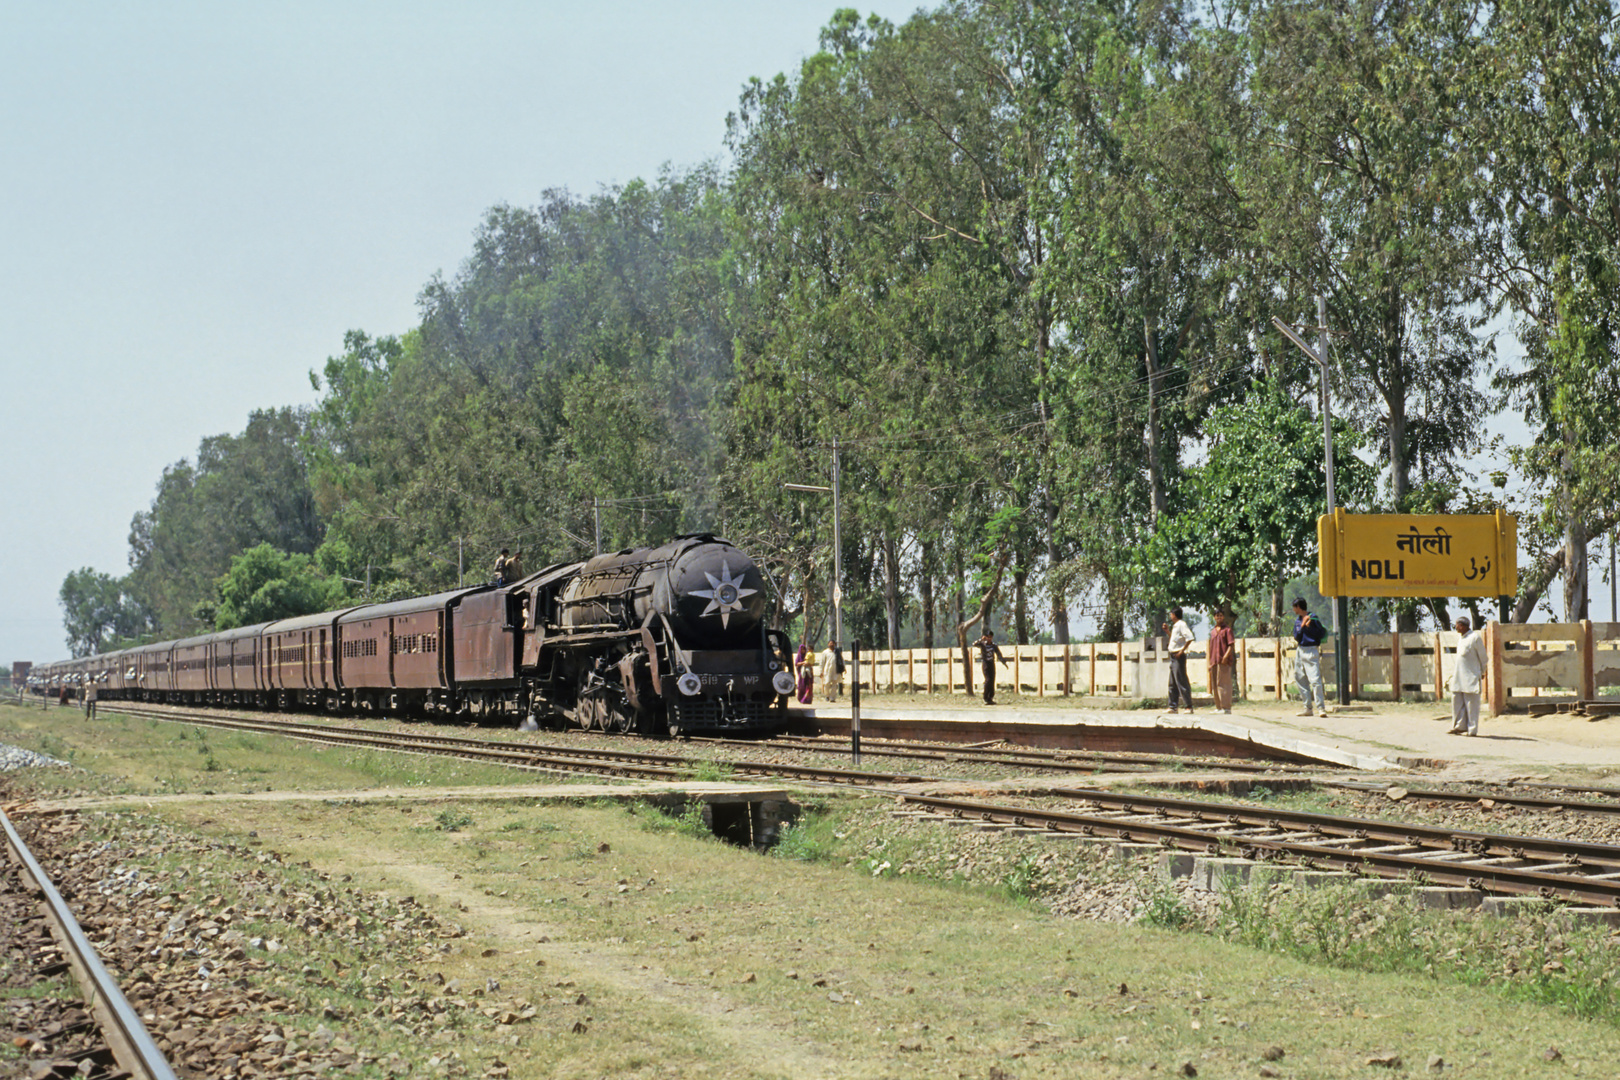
106,704,929,786
1,808,180,1080
697,733,1307,774
900,791,1620,907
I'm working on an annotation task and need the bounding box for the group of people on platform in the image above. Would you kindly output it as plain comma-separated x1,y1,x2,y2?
780,600,1491,734
792,640,846,703
1162,599,1489,734
791,628,1016,706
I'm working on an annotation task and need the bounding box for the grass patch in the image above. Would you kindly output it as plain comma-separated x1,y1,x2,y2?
434,808,474,832
772,812,839,862
1213,874,1620,1024
0,702,557,798
686,758,734,783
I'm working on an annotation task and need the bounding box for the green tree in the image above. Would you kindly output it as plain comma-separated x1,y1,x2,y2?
1142,384,1375,623
214,544,350,630
58,568,155,657
1463,0,1620,619
723,8,1033,647
125,407,324,634
305,171,735,596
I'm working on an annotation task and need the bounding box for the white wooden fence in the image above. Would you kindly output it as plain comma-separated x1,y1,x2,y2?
843,620,1620,717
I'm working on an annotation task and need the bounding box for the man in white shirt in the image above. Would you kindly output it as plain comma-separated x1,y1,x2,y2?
1165,606,1195,714
1449,616,1487,736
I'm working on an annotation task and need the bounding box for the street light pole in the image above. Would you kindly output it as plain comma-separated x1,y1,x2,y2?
830,438,842,649
1273,300,1351,707
785,437,844,649
786,444,853,761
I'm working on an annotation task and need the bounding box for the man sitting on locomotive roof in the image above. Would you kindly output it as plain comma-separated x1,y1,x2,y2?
493,548,511,586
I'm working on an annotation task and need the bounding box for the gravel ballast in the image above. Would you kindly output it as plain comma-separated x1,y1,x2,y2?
0,743,69,771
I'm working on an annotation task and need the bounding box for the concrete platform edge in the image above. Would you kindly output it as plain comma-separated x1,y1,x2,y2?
798,706,1403,772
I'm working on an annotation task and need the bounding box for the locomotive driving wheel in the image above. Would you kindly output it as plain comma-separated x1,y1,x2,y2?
576,694,603,731
604,701,634,734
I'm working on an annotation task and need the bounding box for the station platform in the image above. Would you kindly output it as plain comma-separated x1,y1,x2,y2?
789,697,1620,778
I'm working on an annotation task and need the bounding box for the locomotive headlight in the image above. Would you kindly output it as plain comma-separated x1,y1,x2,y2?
677,672,703,696
772,670,795,696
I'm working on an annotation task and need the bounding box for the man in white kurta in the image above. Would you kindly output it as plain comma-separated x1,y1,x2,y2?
818,641,843,702
1449,617,1487,736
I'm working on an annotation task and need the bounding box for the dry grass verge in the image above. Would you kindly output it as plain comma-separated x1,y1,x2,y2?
105,796,1620,1078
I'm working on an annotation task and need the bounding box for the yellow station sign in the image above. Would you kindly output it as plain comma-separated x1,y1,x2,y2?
1317,510,1517,598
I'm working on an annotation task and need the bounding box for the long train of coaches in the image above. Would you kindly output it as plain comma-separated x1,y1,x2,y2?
27,535,798,737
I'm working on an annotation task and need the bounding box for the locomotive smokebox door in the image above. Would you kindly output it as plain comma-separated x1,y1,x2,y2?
656,542,769,646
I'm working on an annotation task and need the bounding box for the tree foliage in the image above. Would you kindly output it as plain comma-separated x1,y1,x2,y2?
214,544,350,630
64,1,1620,653
1143,384,1376,623
59,568,155,657
125,407,322,636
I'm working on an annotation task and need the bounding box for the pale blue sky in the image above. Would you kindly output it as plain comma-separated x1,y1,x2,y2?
1,1,920,662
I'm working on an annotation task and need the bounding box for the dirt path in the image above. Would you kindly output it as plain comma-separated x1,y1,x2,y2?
311,833,847,1079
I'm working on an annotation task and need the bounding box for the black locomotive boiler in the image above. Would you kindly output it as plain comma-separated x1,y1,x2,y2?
523,535,796,735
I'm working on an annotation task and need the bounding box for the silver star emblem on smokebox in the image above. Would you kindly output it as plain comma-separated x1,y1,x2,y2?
690,560,758,628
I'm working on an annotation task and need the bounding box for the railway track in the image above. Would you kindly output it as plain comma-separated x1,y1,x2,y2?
694,732,1323,775
106,703,933,787
96,702,1620,907
901,788,1620,908
1326,778,1620,818
112,701,1319,783
1,806,179,1080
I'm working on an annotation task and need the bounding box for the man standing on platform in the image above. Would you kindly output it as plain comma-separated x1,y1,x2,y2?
1166,606,1195,714
976,629,1008,705
818,639,843,703
1292,598,1328,716
1449,617,1487,736
1207,607,1235,714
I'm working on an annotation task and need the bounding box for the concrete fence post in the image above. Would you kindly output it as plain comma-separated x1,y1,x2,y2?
1238,638,1248,702
1438,634,1451,709
1274,638,1283,700
1390,632,1402,703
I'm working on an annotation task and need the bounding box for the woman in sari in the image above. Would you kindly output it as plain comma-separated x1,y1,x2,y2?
794,642,814,704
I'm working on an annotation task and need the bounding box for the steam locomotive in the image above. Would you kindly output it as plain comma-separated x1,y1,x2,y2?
31,535,796,736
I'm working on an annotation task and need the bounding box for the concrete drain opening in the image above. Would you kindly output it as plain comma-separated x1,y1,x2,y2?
653,791,797,850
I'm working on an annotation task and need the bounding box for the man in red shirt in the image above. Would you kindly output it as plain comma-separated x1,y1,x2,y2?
1207,608,1236,714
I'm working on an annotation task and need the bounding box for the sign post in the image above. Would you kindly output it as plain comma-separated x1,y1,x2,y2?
1318,511,1517,600
850,639,861,765
1319,510,1518,698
